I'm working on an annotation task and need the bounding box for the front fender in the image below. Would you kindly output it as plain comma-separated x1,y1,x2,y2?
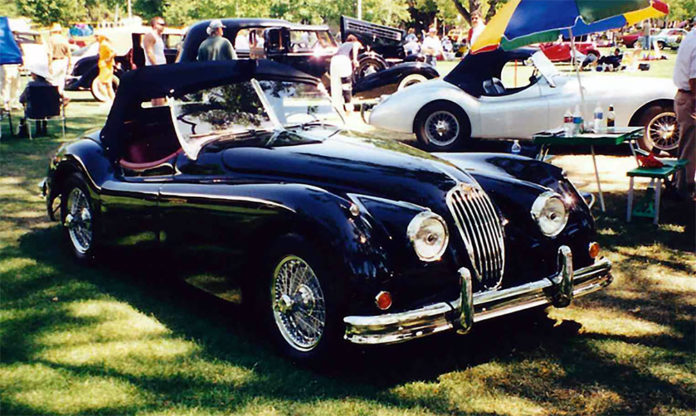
354,62,439,99
368,79,479,134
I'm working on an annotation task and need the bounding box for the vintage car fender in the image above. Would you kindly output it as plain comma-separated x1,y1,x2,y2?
353,62,439,100
369,79,480,135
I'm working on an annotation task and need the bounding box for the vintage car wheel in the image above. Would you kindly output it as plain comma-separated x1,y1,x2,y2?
640,105,680,154
415,101,471,151
398,74,428,91
60,174,97,262
90,75,119,102
357,56,387,78
264,234,341,361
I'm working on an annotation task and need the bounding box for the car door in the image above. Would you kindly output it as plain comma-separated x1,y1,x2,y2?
477,59,548,139
99,164,173,247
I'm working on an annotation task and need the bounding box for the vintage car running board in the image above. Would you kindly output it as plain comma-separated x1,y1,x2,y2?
343,245,612,345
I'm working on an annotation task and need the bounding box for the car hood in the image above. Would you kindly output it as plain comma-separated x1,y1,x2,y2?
220,133,475,208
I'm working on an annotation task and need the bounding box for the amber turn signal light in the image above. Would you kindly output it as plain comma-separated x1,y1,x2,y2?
375,291,392,311
588,242,600,259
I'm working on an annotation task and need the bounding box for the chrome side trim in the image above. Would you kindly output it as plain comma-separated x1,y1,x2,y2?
343,247,612,345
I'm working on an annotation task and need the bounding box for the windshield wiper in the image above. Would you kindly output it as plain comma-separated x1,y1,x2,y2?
190,127,271,142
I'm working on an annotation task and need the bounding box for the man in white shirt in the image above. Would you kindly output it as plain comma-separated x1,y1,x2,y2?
672,18,696,197
422,27,443,67
143,17,167,66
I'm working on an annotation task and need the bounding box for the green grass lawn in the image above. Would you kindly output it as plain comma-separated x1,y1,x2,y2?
1,63,695,415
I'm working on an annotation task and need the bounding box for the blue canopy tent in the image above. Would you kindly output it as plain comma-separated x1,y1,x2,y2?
1,16,22,138
0,16,23,65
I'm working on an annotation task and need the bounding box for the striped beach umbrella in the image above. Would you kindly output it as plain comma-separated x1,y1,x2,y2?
471,0,670,54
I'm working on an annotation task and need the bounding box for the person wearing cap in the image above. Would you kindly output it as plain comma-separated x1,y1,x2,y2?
47,23,71,95
672,17,696,199
17,63,53,136
143,17,167,67
197,19,237,61
421,27,443,67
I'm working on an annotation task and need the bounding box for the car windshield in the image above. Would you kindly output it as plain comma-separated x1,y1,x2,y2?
530,50,560,83
169,79,343,159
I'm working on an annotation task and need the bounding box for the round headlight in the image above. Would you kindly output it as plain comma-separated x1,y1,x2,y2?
407,211,449,262
531,191,569,237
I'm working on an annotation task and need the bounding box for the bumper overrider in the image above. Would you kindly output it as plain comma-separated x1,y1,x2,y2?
344,245,612,345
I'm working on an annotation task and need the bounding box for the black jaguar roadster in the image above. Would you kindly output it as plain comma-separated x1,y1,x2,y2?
42,60,612,361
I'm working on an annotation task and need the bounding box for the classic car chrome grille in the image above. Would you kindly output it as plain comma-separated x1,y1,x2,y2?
446,183,505,289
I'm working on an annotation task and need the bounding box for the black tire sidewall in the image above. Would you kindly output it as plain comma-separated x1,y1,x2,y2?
415,101,471,152
259,233,344,363
60,173,97,263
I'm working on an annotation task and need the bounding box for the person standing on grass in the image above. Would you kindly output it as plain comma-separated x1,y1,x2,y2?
672,17,696,199
197,20,237,61
47,23,71,96
143,17,167,67
96,34,116,103
422,27,443,67
143,17,167,106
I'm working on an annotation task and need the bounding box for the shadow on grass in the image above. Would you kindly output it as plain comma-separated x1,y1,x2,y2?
2,216,693,415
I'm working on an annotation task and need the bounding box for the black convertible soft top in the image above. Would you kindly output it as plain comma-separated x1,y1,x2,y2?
443,48,537,97
101,59,319,159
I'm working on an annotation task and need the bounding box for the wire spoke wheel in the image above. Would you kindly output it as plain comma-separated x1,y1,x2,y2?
646,111,680,152
424,110,460,147
271,255,326,352
65,187,93,254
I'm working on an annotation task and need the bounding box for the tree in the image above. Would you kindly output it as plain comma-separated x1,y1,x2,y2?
14,0,86,25
450,0,506,24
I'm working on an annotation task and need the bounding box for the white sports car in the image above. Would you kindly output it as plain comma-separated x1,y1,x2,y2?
369,48,679,153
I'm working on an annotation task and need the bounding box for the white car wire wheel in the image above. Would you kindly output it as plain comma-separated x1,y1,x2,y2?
640,105,680,154
415,101,471,151
90,74,119,102
264,234,342,362
60,173,97,262
398,74,428,91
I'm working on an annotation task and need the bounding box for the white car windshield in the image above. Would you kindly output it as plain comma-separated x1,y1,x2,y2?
530,50,560,83
169,79,343,160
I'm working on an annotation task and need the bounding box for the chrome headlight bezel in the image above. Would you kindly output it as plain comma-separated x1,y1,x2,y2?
407,211,449,262
530,191,569,237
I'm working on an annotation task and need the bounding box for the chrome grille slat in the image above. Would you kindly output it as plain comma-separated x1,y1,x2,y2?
475,189,503,273
469,189,498,279
457,192,487,278
446,183,505,288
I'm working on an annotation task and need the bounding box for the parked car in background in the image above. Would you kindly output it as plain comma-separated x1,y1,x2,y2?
651,28,688,49
340,16,427,76
539,35,600,62
369,48,678,153
621,28,660,48
65,26,184,101
41,59,612,361
178,18,438,101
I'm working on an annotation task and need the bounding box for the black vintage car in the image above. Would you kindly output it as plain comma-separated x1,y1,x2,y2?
65,27,184,101
177,18,438,100
42,60,612,361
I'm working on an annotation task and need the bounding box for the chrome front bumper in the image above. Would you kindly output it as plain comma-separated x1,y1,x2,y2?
343,245,612,345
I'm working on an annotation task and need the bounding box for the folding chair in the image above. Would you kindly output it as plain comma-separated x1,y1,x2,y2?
23,84,66,140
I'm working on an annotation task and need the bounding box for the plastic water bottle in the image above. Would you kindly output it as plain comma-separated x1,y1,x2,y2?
593,102,604,133
563,109,573,136
511,140,521,155
572,105,583,135
606,104,616,129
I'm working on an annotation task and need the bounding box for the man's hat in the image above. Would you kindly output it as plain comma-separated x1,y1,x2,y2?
50,23,62,32
206,19,225,35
